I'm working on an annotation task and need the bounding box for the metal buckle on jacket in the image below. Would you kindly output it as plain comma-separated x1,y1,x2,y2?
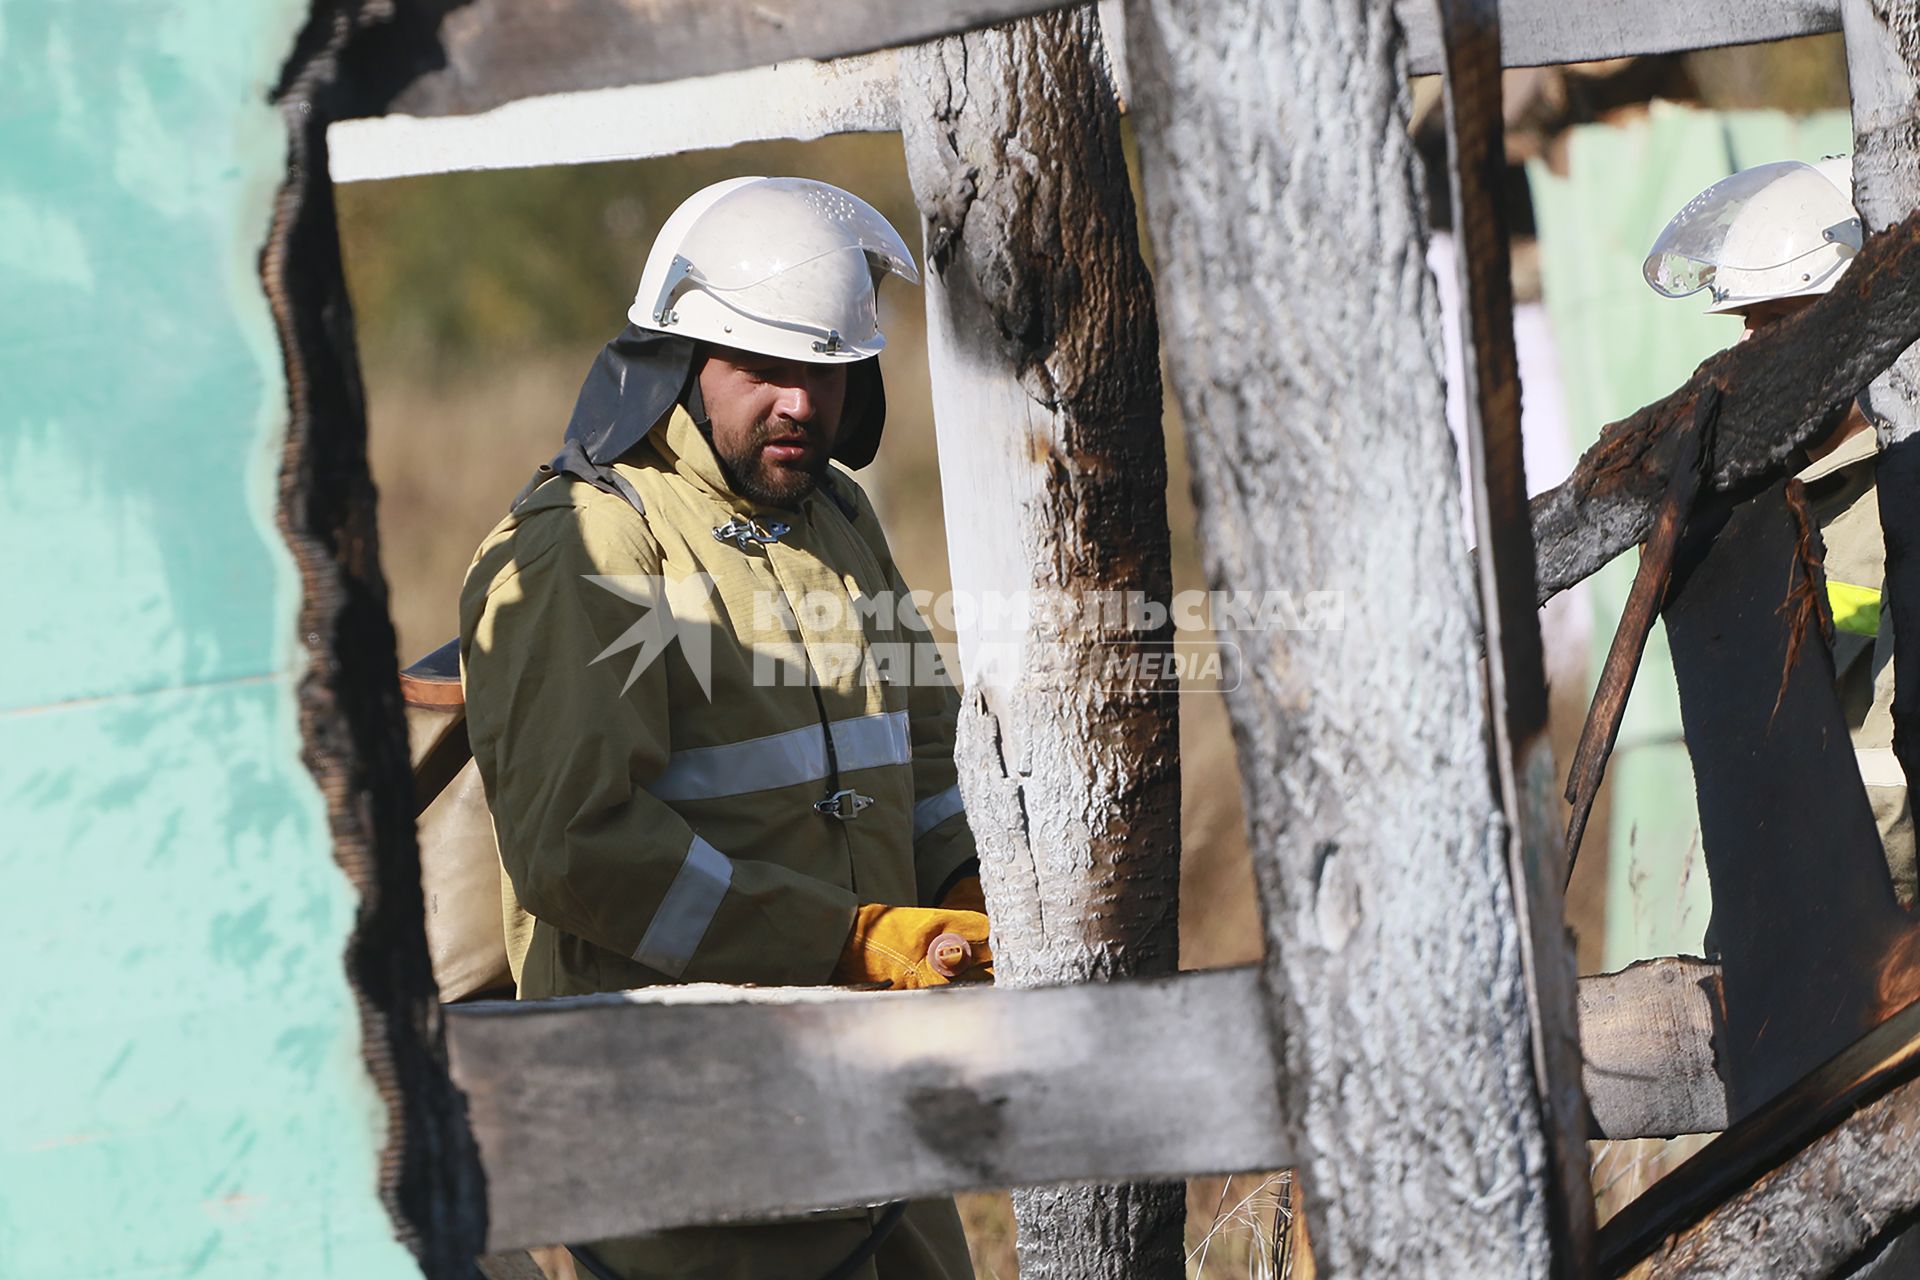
712,516,790,550
813,788,874,821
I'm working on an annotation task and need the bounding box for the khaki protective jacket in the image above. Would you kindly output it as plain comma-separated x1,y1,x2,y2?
1801,427,1915,900
460,404,977,1000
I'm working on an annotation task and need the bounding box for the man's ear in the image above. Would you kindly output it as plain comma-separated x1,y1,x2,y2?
682,344,713,429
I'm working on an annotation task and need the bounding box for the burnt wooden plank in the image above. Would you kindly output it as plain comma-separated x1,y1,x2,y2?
1530,212,1920,603
1596,994,1920,1276
1640,1067,1920,1278
345,0,1081,119
338,0,1846,122
448,968,1291,1253
1433,0,1593,1260
270,8,490,1269
1662,482,1913,1118
1840,29,1920,1269
1563,390,1717,874
899,9,1189,1275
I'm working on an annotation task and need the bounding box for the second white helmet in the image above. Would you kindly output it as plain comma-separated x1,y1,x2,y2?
1643,157,1863,314
630,176,920,362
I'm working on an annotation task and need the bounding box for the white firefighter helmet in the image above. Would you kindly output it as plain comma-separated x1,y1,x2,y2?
1643,157,1863,314
629,176,920,362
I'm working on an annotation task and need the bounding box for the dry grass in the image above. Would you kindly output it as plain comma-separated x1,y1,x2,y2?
1186,1173,1299,1280
364,351,588,660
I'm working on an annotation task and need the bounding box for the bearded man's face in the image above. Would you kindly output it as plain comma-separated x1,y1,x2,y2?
697,345,847,509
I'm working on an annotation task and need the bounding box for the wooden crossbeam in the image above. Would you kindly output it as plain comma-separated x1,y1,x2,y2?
342,0,1082,120
448,968,1291,1253
328,53,900,183
449,962,1735,1252
336,0,1842,125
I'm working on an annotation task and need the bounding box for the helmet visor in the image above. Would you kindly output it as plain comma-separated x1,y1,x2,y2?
1643,160,1862,300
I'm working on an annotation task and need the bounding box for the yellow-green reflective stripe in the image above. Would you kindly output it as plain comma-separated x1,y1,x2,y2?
1828,579,1882,637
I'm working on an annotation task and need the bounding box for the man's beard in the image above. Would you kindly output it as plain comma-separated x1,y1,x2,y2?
715,421,830,509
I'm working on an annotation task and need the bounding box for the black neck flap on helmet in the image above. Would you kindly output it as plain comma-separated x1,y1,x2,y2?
511,323,887,515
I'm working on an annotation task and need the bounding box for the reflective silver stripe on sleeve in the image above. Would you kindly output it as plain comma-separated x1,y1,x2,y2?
650,722,826,801
632,834,733,978
648,710,912,801
913,783,966,840
831,709,912,773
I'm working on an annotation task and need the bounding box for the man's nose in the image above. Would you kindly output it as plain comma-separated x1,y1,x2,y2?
776,380,816,422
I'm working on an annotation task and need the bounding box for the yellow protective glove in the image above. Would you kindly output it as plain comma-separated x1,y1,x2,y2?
832,902,993,989
939,874,987,916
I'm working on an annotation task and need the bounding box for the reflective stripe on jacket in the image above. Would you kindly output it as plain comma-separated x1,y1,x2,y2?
460,404,975,999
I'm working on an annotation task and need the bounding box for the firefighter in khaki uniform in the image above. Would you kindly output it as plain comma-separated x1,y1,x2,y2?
1645,156,1915,898
461,178,986,1280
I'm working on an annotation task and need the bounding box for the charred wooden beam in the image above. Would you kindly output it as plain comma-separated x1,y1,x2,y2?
1530,211,1920,604
270,4,488,1273
1433,0,1593,1261
1829,19,1920,1270
1597,995,1920,1277
899,8,1188,1276
331,0,1847,122
1563,390,1716,875
1640,1070,1920,1278
1662,482,1916,1119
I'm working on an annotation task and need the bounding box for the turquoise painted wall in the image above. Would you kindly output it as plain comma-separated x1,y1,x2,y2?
0,5,426,1276
1529,103,1854,968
